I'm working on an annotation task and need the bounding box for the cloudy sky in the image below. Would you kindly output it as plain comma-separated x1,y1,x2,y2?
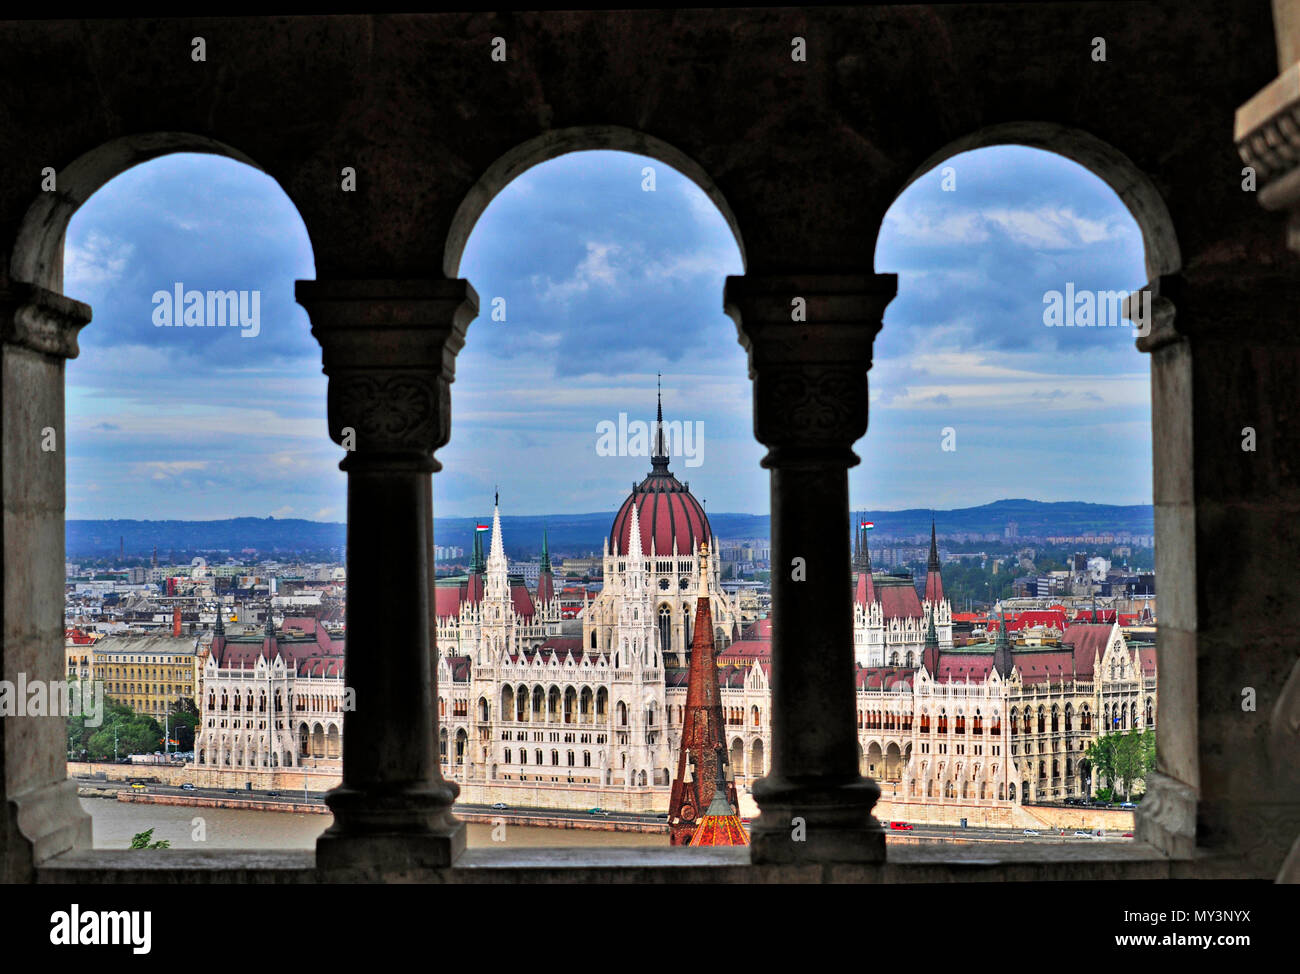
64,145,1150,522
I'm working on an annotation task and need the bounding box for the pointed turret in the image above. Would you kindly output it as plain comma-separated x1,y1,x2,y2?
992,610,1015,679
466,518,487,604
536,527,555,604
687,745,749,847
627,500,644,560
854,518,876,606
651,372,669,474
667,542,736,845
924,518,945,604
922,606,941,675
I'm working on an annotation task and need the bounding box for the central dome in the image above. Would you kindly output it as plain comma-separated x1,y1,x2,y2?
610,462,711,557
610,383,712,557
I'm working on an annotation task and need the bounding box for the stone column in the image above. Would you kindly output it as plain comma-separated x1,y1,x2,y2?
297,278,476,876
725,272,895,864
0,284,93,882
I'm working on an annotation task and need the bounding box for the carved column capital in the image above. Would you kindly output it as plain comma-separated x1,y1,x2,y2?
725,273,896,467
1236,60,1300,251
1129,275,1182,354
0,283,92,359
296,278,478,467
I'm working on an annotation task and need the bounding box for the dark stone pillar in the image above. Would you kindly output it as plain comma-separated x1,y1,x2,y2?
726,272,895,864
0,284,94,882
297,278,476,877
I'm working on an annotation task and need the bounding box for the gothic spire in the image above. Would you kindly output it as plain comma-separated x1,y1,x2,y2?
470,521,485,574
651,373,670,474
993,609,1015,679
540,527,551,573
924,518,945,604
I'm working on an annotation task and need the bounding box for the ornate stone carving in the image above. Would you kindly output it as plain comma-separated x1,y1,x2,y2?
296,278,477,459
726,273,896,461
0,283,92,359
329,371,447,453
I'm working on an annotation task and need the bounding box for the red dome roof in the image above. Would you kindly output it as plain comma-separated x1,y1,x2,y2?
610,464,711,557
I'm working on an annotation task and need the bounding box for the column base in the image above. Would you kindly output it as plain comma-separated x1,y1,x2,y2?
749,774,884,864
1134,770,1197,858
315,784,465,878
4,779,93,882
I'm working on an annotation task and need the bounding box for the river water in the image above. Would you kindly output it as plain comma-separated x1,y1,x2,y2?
80,797,667,850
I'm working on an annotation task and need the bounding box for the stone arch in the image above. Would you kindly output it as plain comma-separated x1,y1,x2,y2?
866,741,883,779
879,122,1181,282
442,125,747,278
749,738,764,777
885,742,903,782
12,132,315,292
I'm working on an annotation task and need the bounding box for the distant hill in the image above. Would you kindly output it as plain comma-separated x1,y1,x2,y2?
66,500,1152,560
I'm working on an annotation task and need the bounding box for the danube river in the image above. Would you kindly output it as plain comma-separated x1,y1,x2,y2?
80,798,668,849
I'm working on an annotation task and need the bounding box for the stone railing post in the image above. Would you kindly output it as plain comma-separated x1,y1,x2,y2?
0,283,94,882
725,272,895,864
297,278,476,876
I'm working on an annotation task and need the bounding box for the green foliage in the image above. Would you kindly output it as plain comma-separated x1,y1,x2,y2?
129,827,170,850
166,697,201,751
1086,729,1156,800
69,697,164,761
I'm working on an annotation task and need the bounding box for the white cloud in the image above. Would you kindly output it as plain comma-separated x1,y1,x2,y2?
137,460,209,479
982,206,1123,250
884,209,990,246
537,242,621,303
65,231,135,288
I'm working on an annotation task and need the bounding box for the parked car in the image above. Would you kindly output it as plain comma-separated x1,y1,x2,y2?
1122,832,1134,838
180,783,195,791
889,821,914,831
1119,801,1137,808
267,791,280,797
129,783,147,791
1022,828,1039,836
586,807,609,816
1073,830,1093,837
491,802,508,809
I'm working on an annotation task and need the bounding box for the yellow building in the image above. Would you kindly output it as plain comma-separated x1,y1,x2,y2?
89,633,201,722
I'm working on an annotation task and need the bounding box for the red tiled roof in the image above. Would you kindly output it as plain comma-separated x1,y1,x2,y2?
879,584,924,620
936,656,995,682
1008,610,1067,632
610,469,711,556
511,583,535,619
1059,623,1112,674
444,655,472,683
855,666,915,690
435,587,463,620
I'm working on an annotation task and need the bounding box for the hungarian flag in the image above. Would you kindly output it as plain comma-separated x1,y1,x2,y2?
475,524,490,532
861,521,874,530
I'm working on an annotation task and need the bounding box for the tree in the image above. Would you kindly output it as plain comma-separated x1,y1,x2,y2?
78,699,164,761
167,697,201,751
1084,734,1118,797
1112,728,1157,800
130,828,170,850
